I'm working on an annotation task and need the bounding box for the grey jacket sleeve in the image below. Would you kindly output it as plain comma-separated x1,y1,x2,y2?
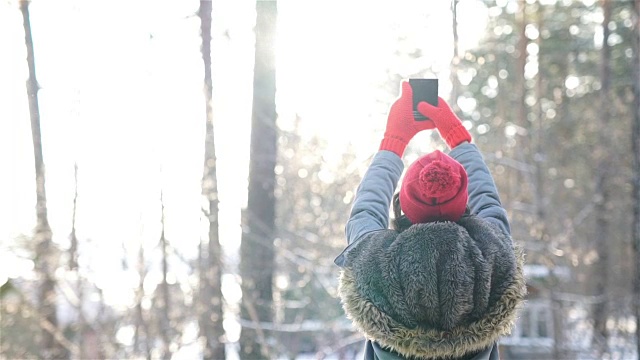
449,143,511,235
334,150,403,267
345,150,404,245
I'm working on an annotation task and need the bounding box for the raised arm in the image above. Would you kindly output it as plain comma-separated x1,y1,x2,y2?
345,151,404,245
418,98,510,235
450,143,510,235
345,81,435,244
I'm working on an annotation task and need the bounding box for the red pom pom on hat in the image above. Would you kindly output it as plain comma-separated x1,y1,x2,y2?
400,150,468,223
418,160,462,199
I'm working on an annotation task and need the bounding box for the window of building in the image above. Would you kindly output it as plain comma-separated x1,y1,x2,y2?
511,300,553,340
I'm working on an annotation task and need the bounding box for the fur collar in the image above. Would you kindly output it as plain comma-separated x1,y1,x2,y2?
338,219,526,359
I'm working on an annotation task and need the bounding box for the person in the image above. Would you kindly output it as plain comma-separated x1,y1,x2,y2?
334,81,527,360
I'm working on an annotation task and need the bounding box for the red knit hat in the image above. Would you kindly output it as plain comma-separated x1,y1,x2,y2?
399,150,468,223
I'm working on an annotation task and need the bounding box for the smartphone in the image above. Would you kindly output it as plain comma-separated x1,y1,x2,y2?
409,78,438,121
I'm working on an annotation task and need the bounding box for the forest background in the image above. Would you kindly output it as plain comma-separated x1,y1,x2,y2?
1,0,639,359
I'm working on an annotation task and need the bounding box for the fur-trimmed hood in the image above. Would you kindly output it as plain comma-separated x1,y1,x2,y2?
337,215,526,359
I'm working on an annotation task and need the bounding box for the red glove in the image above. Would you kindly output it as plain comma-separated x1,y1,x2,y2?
380,82,436,157
418,97,472,149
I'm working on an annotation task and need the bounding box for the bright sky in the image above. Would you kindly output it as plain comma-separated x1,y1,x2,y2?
1,0,489,348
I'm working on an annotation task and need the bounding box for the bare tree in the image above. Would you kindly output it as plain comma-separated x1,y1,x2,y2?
591,0,613,356
239,1,278,358
516,0,529,150
632,0,640,357
158,189,172,359
197,1,226,359
19,1,65,358
68,163,88,359
133,238,151,360
69,164,79,273
449,0,461,110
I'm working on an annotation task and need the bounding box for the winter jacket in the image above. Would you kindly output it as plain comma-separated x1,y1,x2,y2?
335,143,525,360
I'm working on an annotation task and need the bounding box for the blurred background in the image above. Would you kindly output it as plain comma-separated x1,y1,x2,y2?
1,0,639,359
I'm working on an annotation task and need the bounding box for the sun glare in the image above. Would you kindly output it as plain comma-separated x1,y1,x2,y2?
1,0,493,329
456,0,490,54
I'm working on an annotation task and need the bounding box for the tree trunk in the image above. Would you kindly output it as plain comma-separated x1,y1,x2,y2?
159,190,172,359
449,0,460,111
69,164,79,272
516,1,529,150
197,1,226,359
513,1,531,206
239,1,278,358
69,163,87,360
632,0,640,357
592,0,612,355
19,1,65,358
532,9,566,358
134,242,151,360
